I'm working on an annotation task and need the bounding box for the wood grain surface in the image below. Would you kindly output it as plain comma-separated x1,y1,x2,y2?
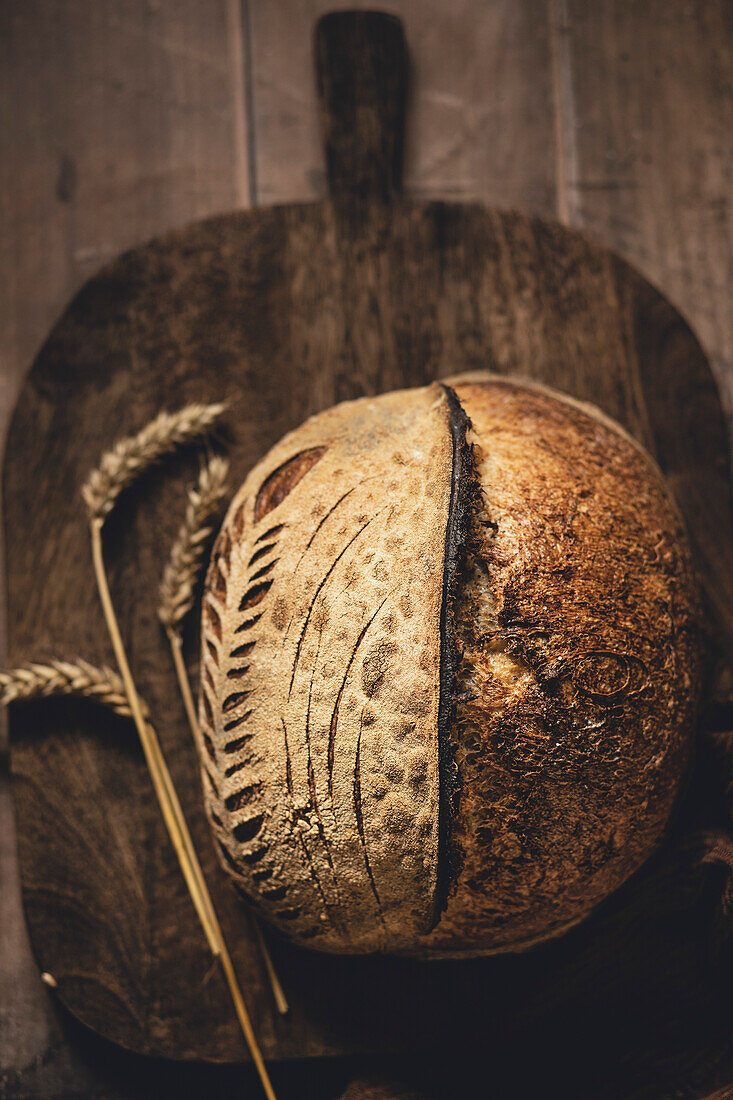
1,4,732,1099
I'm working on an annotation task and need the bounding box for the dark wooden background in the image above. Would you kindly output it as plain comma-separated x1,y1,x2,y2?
1,2,731,1097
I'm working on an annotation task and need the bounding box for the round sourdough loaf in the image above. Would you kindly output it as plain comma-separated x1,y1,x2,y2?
198,374,702,956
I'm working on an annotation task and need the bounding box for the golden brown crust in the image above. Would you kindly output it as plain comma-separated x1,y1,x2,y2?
198,372,702,956
416,376,701,955
199,384,455,952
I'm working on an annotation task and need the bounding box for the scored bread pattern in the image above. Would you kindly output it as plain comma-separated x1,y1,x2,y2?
201,517,289,917
198,386,456,952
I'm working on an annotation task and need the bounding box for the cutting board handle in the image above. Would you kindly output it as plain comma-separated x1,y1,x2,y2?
315,11,406,208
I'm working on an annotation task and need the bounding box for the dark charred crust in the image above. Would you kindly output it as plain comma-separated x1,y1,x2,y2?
433,385,483,925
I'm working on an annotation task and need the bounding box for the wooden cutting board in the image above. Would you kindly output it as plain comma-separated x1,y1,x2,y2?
5,11,732,1065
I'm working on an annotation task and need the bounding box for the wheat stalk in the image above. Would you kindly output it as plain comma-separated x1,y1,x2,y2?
82,403,225,522
158,455,290,1016
84,408,277,1100
0,659,137,719
251,917,289,1016
158,454,230,632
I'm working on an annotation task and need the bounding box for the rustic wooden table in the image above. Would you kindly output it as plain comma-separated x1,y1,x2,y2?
1,3,731,1097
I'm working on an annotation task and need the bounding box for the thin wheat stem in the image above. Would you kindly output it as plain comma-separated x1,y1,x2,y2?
167,629,201,745
158,454,289,1015
251,917,289,1017
90,518,276,1100
83,405,275,1096
90,520,219,954
165,625,290,1017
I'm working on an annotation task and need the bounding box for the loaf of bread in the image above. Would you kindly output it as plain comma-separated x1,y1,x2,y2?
197,374,702,956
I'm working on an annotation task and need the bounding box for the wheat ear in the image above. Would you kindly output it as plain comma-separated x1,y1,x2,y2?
158,454,230,632
0,659,136,719
82,403,226,521
84,412,277,1100
158,456,289,1016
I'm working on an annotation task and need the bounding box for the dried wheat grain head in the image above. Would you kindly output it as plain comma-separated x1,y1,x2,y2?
197,374,702,956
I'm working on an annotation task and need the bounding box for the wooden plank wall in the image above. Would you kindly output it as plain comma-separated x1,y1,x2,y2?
1,2,731,1096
